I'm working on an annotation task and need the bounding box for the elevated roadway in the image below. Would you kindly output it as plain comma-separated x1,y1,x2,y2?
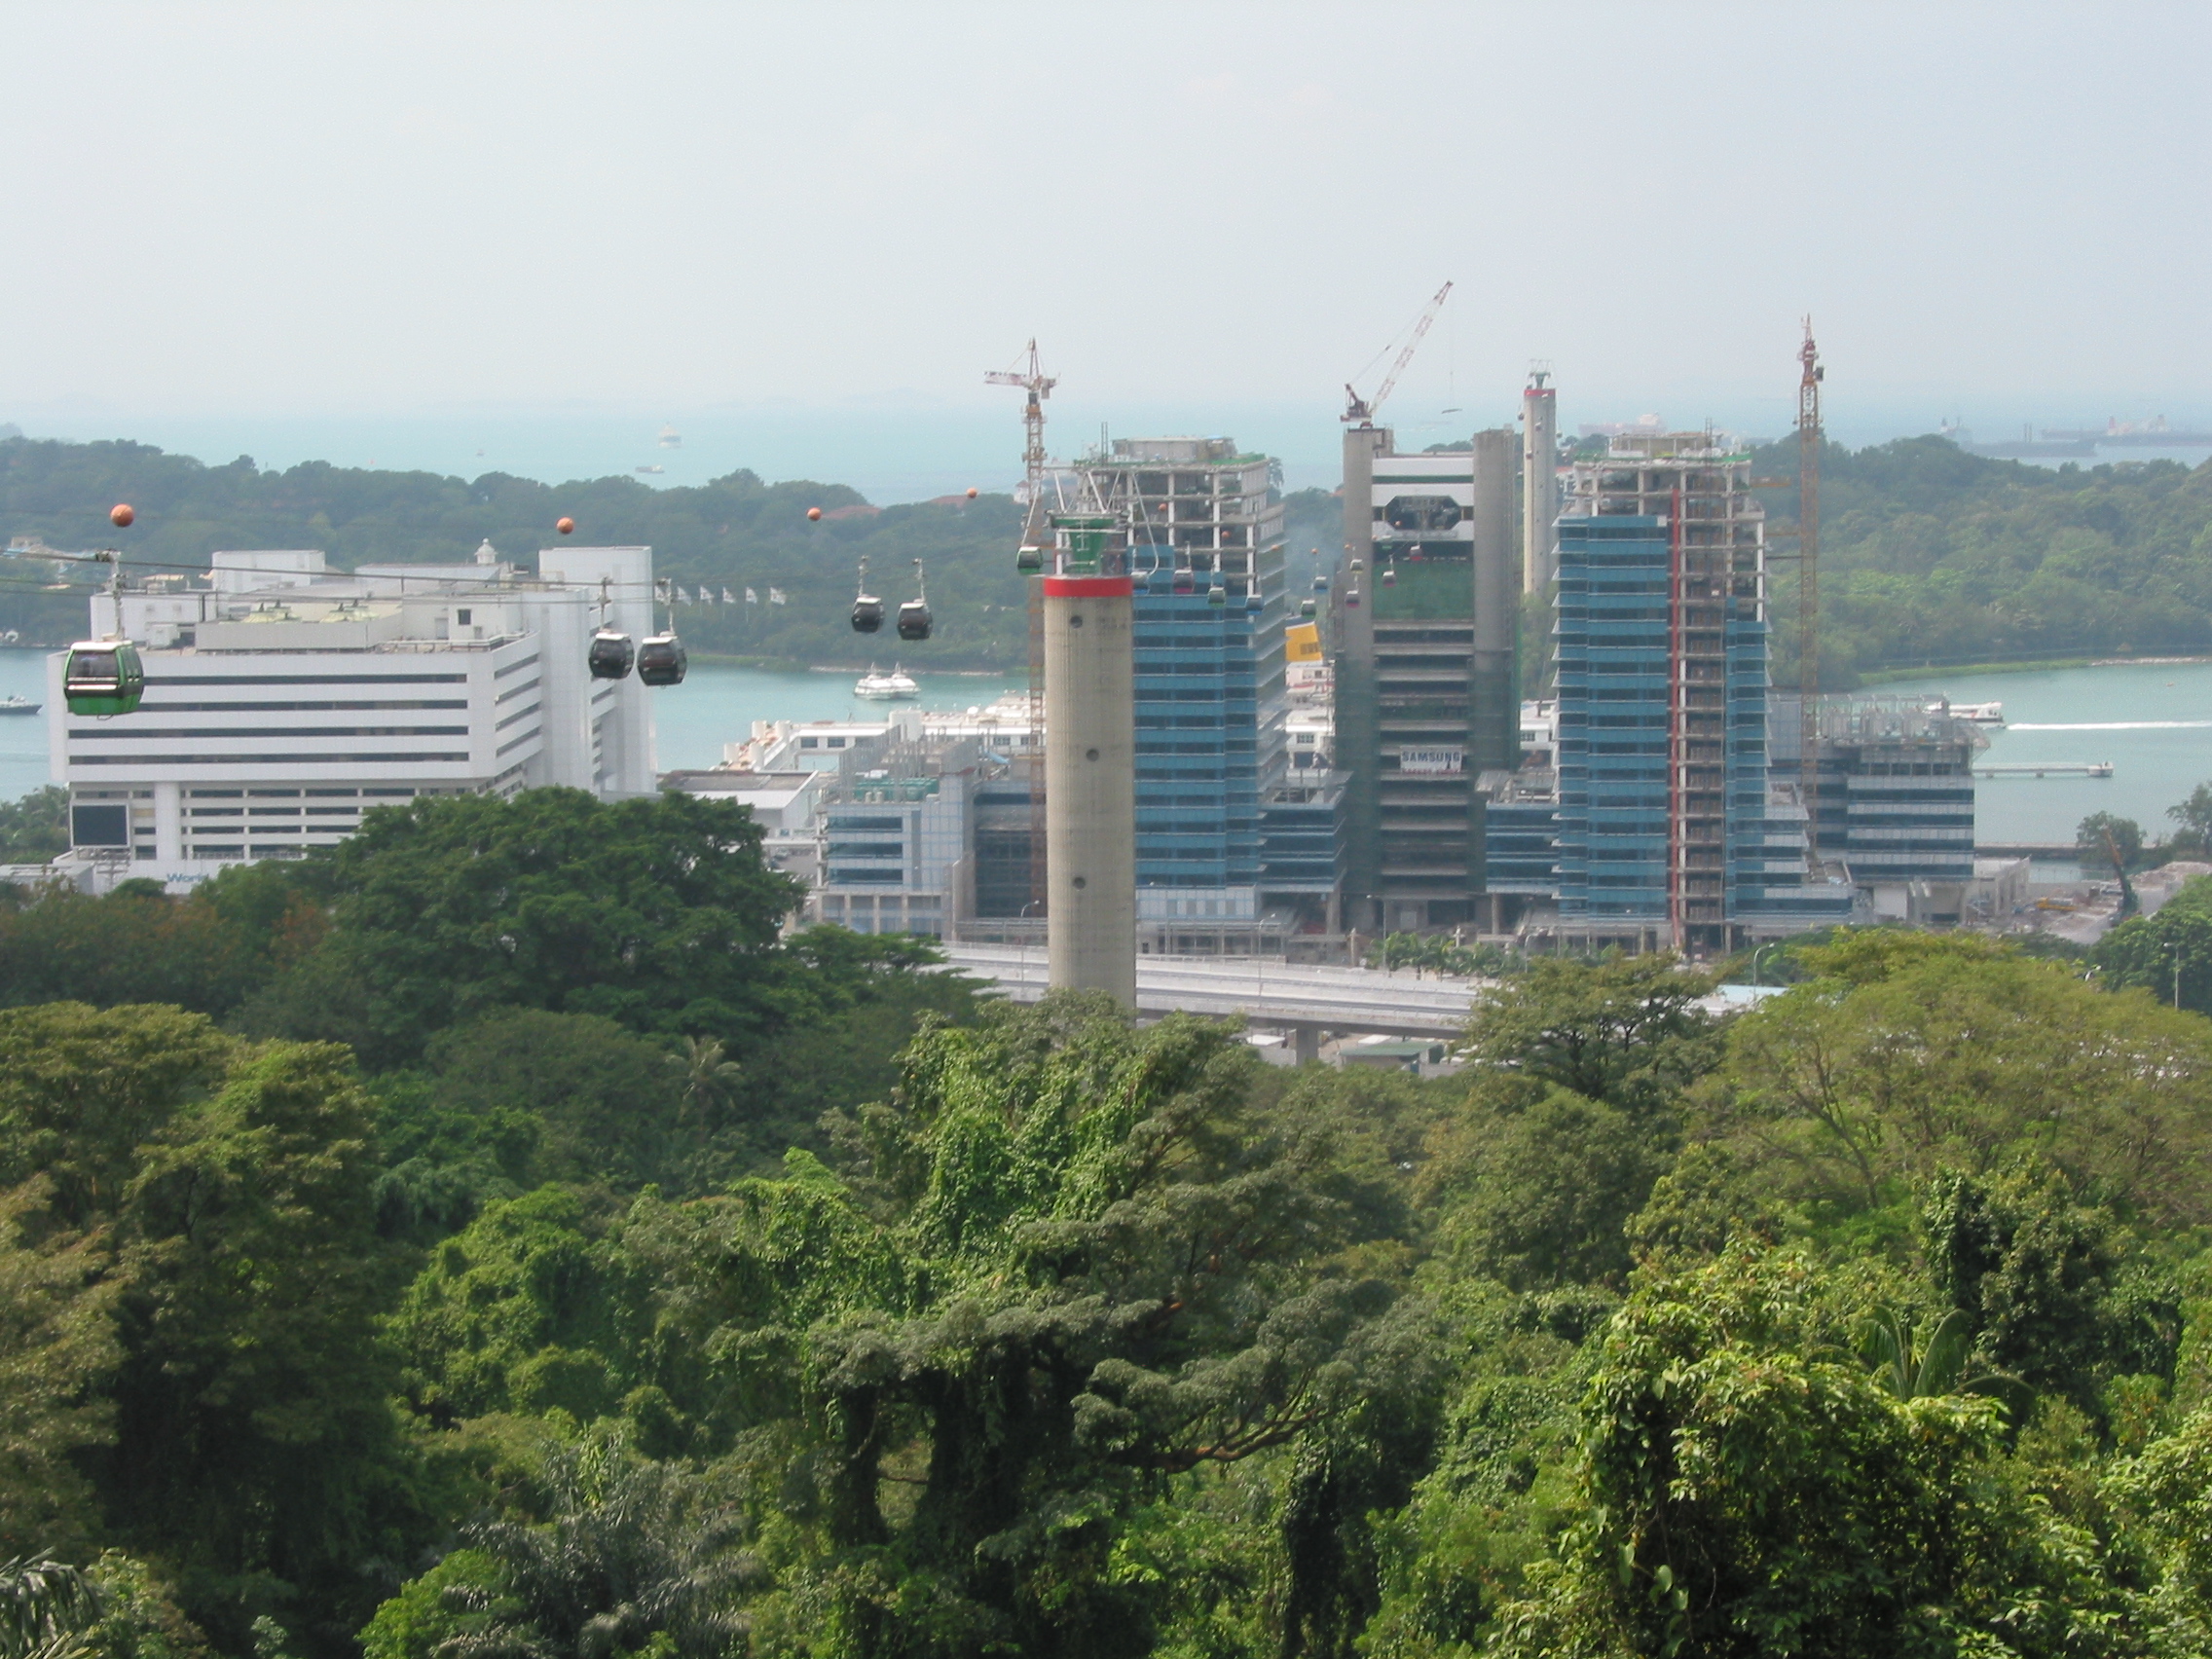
938,943,1482,1057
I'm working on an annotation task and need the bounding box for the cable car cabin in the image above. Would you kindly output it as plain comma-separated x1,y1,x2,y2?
851,594,884,634
1345,588,1363,608
1206,582,1227,608
588,629,636,681
1245,591,1264,615
1382,567,1397,587
896,598,933,642
1311,574,1329,592
62,640,144,717
1014,546,1044,573
638,633,688,686
1171,569,1196,595
1300,597,1318,617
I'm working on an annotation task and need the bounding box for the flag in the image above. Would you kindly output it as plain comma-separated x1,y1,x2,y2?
745,587,757,605
722,587,736,605
768,587,787,606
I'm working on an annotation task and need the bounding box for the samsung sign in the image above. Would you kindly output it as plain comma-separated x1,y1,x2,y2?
1398,747,1464,775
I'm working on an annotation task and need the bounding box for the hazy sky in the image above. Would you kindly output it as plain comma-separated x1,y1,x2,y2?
2,1,2207,476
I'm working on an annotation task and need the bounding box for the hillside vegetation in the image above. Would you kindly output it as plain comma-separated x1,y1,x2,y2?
6,432,2211,682
4,800,2212,1658
1750,435,2212,684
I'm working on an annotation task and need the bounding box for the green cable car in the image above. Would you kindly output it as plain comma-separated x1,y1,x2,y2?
63,639,145,717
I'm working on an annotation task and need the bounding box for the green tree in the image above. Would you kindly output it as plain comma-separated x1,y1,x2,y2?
0,1181,121,1560
0,790,67,868
2079,811,2145,877
2091,874,2212,1015
1491,1247,2126,1659
1462,955,1720,1120
433,1437,751,1659
242,789,802,1066
1705,932,2212,1223
1433,1089,1670,1292
2167,781,2212,855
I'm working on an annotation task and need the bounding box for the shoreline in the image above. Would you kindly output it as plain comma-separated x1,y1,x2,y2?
1855,652,2211,685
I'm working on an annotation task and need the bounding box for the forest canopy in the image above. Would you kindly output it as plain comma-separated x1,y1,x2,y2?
3,811,2212,1658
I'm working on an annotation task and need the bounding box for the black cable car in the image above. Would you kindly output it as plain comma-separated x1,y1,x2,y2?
1311,573,1328,593
62,639,145,717
1015,545,1044,573
897,560,932,642
1171,566,1196,596
1245,588,1264,616
851,556,884,634
588,629,635,680
1299,597,1318,618
638,633,688,686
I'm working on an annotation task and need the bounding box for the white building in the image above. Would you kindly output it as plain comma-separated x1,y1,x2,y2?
48,545,659,882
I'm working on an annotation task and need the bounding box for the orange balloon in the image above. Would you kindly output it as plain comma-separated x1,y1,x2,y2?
806,506,823,522
965,487,978,499
556,516,575,535
109,503,134,528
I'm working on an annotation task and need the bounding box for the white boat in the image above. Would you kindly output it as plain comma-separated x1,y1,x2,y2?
854,664,919,700
1927,698,2005,724
0,695,38,716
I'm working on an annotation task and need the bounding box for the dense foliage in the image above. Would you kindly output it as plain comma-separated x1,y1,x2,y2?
3,801,2212,1658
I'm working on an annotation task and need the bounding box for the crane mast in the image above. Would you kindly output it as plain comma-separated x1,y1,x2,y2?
985,340,1059,914
1343,281,1454,424
1797,319,1823,862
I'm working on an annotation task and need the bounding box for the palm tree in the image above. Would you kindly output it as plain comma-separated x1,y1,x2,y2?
1862,1308,2026,1413
436,1440,754,1659
676,1036,743,1133
0,1554,97,1659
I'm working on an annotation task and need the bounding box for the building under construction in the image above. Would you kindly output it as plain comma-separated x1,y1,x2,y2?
1549,431,1852,951
1335,424,1518,933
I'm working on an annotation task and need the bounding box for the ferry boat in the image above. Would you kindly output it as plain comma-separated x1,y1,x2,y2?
0,695,39,717
853,664,919,701
1927,698,2005,724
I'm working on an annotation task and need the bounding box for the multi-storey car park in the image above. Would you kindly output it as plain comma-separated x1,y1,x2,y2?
47,544,657,883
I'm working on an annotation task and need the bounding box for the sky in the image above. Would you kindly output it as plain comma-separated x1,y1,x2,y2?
1,1,2207,498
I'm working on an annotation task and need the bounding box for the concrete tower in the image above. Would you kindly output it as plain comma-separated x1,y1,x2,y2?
1522,370,1560,591
1043,513,1137,1002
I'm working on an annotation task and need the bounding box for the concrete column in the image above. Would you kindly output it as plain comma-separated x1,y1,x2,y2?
1470,427,1518,899
1044,519,1136,1004
152,781,183,863
1522,381,1559,592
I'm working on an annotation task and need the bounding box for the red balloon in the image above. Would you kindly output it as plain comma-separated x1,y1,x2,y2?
806,506,823,522
965,487,978,499
556,516,575,535
109,503,134,528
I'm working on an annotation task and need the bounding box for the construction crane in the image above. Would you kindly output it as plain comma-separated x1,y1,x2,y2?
986,340,1058,546
1798,318,1824,850
985,339,1058,914
1343,281,1453,424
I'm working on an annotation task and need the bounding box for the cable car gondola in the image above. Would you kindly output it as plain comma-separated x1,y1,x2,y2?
1171,565,1195,596
1299,597,1318,618
1311,573,1328,593
897,559,932,642
1245,588,1264,616
1382,562,1397,588
851,556,884,634
1015,545,1044,573
63,639,144,717
64,540,145,717
1206,579,1227,608
639,633,687,685
588,628,635,680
